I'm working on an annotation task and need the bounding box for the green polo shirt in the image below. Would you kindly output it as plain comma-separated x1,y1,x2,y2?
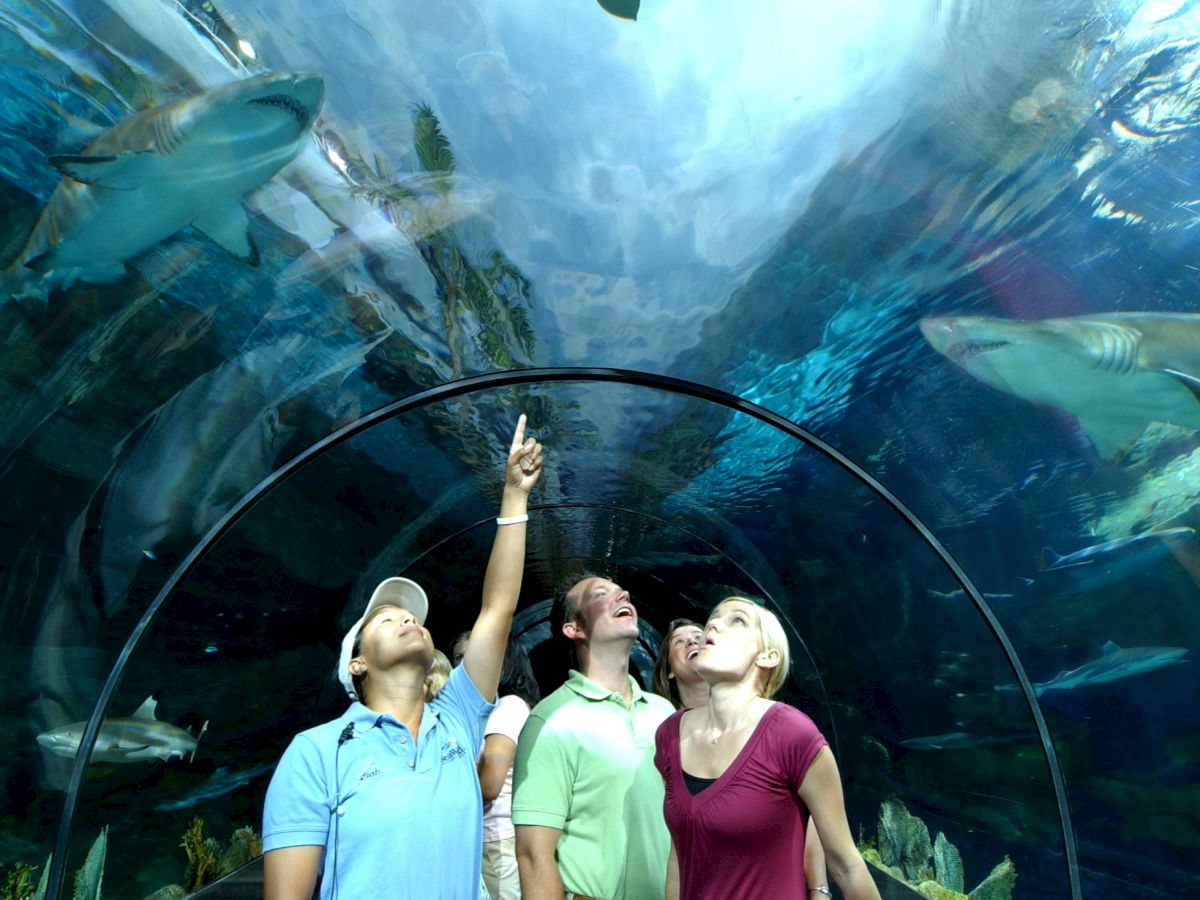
512,670,674,900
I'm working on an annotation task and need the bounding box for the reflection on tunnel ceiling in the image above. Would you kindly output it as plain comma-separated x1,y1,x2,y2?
3,0,1200,898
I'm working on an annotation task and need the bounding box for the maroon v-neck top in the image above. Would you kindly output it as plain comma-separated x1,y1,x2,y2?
654,703,827,900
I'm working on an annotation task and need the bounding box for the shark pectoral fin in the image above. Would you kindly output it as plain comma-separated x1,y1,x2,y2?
47,152,153,190
1162,368,1200,402
192,207,260,265
1072,408,1152,462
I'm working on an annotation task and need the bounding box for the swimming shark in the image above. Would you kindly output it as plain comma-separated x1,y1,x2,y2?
2,71,323,308
36,696,208,764
1037,527,1196,593
153,763,274,811
995,641,1188,697
919,313,1200,460
901,731,1037,750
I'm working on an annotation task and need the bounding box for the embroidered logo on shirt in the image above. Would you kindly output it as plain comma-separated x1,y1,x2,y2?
358,763,381,782
440,736,465,762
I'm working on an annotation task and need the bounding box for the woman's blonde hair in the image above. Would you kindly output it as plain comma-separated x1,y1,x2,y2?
713,597,791,699
425,649,451,701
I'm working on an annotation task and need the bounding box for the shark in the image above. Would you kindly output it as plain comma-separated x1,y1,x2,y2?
36,696,208,764
153,763,274,811
995,641,1188,697
2,71,323,308
901,731,1037,750
919,313,1200,460
1037,526,1196,593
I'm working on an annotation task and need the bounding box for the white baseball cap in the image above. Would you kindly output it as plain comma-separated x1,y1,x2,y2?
337,577,430,700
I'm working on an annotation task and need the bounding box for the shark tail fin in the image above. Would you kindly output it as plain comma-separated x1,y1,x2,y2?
1039,547,1063,570
189,720,209,764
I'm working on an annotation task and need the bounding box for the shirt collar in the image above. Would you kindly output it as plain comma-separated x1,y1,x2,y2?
565,669,649,704
342,700,440,732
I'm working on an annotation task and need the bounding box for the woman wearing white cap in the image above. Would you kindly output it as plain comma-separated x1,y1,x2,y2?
263,416,543,900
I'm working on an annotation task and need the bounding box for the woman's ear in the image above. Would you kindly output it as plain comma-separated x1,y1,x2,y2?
756,647,780,670
349,657,367,676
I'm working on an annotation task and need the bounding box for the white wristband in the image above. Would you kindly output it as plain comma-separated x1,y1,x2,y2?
495,514,529,526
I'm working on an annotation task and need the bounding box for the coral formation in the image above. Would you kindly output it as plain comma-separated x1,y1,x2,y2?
216,825,262,877
862,799,1016,900
180,817,218,892
1,863,36,900
4,820,262,900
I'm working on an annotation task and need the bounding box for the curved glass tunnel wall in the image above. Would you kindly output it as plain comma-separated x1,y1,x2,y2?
37,379,1072,900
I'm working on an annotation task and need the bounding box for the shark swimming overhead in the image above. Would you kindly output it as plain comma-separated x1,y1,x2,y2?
995,641,1188,697
36,696,208,764
919,312,1200,460
1036,526,1196,593
2,71,324,308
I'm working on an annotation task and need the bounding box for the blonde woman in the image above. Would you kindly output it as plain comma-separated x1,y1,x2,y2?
653,597,881,900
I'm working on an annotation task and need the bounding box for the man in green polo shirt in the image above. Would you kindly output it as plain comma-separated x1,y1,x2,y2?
513,575,674,900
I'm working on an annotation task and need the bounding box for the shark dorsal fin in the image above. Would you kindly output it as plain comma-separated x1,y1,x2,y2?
131,696,159,720
1101,640,1121,655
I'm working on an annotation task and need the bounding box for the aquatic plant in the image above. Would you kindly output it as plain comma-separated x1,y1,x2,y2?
863,800,1016,900
17,829,107,900
2,863,36,900
878,798,934,882
966,858,1017,900
71,826,106,900
180,817,219,892
933,831,964,893
141,886,185,900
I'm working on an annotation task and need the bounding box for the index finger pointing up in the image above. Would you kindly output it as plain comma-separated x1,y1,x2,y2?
510,414,528,454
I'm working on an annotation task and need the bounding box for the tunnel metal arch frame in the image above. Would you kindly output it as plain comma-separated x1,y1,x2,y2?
48,366,1082,899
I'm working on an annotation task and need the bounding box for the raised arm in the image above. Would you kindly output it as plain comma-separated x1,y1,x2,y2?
462,414,543,700
798,747,882,900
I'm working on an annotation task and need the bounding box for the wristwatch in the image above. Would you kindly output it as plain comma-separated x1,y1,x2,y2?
810,888,832,897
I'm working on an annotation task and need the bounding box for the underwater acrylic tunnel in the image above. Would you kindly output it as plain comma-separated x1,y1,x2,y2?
42,370,1075,900
5,2,1200,899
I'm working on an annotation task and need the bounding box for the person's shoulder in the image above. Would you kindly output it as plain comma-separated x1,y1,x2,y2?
655,707,686,740
297,712,352,739
767,703,824,740
642,691,675,716
281,713,351,761
527,681,578,718
496,693,531,714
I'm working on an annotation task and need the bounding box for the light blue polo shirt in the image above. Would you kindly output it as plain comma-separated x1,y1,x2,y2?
263,665,494,899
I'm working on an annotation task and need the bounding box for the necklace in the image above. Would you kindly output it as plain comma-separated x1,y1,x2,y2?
705,716,753,744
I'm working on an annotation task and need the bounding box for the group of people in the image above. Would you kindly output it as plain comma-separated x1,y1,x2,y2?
262,416,881,900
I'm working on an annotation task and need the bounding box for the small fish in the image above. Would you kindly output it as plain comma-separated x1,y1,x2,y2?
153,763,273,811
996,641,1188,697
36,696,208,764
927,579,1033,603
901,731,1036,750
